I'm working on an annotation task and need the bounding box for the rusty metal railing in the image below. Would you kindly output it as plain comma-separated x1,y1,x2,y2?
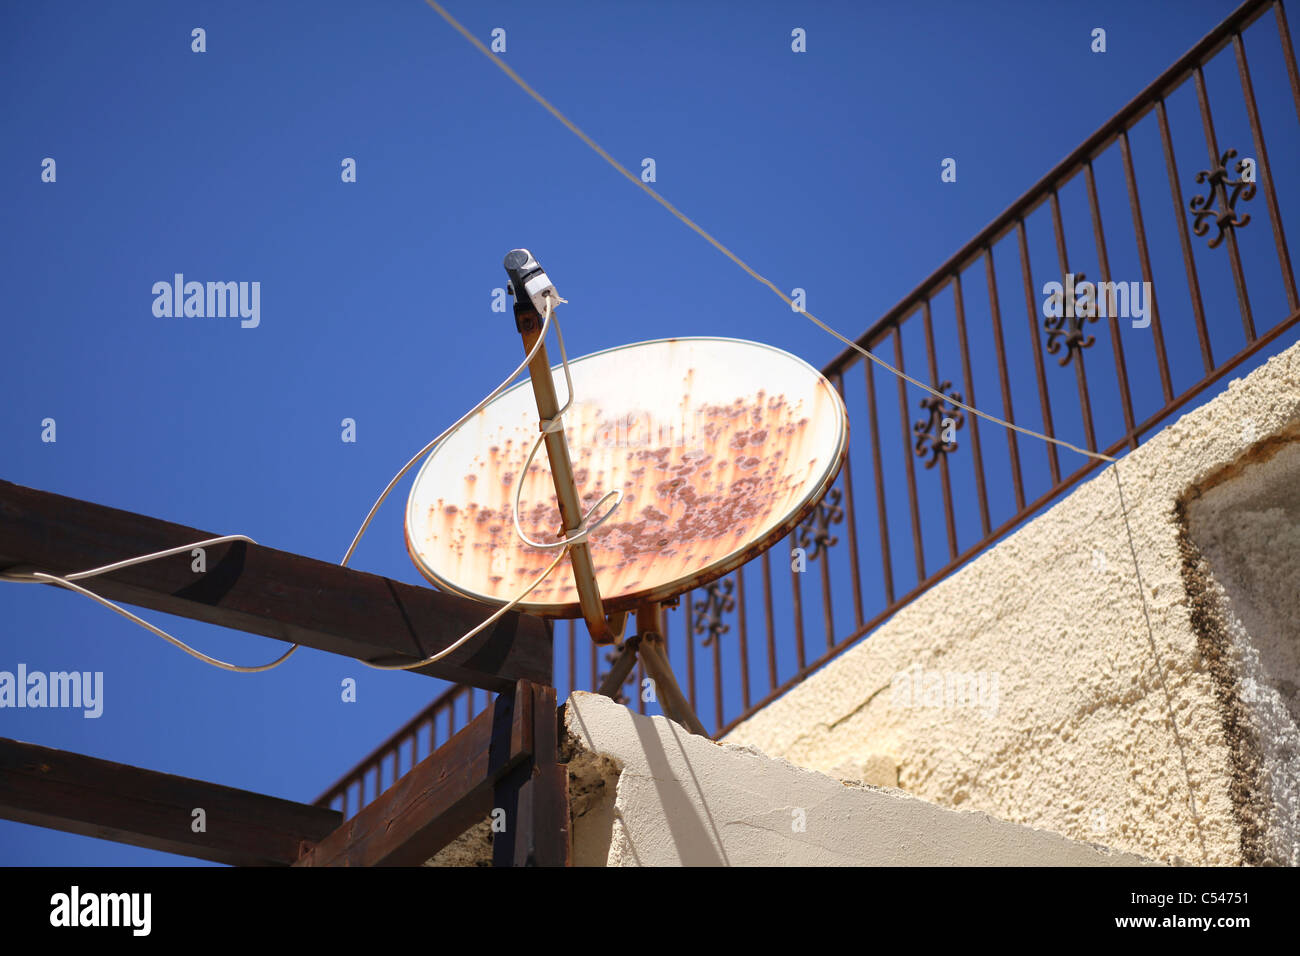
319,0,1300,819
315,681,480,817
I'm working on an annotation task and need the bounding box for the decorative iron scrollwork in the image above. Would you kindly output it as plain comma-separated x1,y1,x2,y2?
912,384,965,467
795,486,844,559
692,577,735,647
1044,271,1098,368
1190,148,1255,249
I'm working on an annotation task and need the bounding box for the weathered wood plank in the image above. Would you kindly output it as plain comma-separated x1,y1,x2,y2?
0,737,341,866
0,479,552,690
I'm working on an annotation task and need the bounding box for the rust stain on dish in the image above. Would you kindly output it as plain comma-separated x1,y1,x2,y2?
411,371,840,609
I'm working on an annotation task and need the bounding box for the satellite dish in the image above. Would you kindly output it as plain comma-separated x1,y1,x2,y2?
405,336,848,616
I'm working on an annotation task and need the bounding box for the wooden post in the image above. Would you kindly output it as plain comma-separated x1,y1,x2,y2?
493,680,570,866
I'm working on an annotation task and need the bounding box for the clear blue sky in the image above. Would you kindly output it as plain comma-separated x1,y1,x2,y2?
3,0,1295,864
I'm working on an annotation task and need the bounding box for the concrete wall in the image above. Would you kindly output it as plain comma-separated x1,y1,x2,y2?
721,341,1300,866
562,691,1152,866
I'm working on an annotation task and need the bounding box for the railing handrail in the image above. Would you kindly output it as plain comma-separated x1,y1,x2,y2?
825,0,1276,374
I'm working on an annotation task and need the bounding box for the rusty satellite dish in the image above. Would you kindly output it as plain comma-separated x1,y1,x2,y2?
405,336,848,617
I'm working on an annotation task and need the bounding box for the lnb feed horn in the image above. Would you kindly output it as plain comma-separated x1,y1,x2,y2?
503,249,560,315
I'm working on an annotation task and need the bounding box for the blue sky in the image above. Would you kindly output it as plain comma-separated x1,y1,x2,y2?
3,0,1296,864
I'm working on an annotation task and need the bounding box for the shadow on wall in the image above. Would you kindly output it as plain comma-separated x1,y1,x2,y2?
1178,427,1300,867
565,693,730,865
627,716,732,865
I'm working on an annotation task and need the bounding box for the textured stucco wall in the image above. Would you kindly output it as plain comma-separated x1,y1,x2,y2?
562,691,1153,866
721,341,1300,866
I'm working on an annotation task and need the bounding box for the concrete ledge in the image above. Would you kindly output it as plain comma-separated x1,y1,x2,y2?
563,691,1155,866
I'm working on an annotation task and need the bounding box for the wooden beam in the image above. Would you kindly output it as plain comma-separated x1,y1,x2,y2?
295,687,532,867
0,737,341,866
0,479,551,691
493,683,569,866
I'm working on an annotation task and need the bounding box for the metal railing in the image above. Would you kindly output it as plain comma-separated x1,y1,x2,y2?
319,0,1300,818
316,681,480,817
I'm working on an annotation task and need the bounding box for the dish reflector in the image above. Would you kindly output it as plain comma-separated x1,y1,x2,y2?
405,336,848,616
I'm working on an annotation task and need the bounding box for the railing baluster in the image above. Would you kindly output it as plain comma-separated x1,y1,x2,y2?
819,522,835,651
864,356,896,603
762,550,777,694
1156,99,1214,374
983,246,1026,512
893,324,927,583
1234,30,1299,310
1118,127,1178,403
921,299,960,559
1048,189,1099,453
1017,218,1063,484
832,373,865,627
685,589,697,711
712,610,723,730
1194,64,1256,342
1278,0,1300,124
1084,159,1139,450
788,534,807,671
736,563,751,711
952,270,992,534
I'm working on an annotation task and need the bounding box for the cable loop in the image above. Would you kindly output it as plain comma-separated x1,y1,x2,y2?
0,536,298,673
2,294,612,675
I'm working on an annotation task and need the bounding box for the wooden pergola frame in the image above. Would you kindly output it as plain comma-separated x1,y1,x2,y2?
0,478,570,866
